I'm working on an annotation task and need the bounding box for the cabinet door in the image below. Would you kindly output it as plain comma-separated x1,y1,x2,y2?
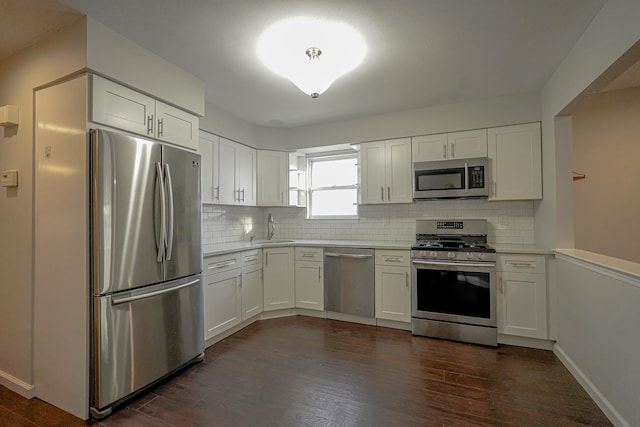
263,247,295,311
217,138,237,204
385,138,413,203
295,260,324,311
204,270,241,340
91,75,155,138
498,271,547,339
360,141,386,204
241,265,263,321
199,131,217,204
412,134,447,161
156,102,199,151
257,150,287,206
488,123,542,200
236,144,256,206
448,129,488,159
375,265,411,322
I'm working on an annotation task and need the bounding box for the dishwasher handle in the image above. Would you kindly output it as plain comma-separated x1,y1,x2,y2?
325,252,373,259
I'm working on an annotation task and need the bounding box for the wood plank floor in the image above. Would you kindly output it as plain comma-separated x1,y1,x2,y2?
1,316,611,426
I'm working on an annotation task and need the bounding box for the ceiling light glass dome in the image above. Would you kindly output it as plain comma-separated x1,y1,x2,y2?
256,17,367,98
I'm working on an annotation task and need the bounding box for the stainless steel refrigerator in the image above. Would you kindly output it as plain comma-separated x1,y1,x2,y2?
89,129,204,418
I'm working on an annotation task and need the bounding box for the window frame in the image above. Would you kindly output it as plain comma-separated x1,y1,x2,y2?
306,152,359,220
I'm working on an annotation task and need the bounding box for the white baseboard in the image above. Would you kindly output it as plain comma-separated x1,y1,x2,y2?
498,334,554,350
0,369,35,399
376,318,411,331
554,344,630,427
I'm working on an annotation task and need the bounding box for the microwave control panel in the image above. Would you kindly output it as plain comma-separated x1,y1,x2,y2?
468,166,485,188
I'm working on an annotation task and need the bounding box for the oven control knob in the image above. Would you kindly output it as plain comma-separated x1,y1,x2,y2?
478,253,486,260
447,252,456,259
429,251,437,258
419,251,427,257
466,252,474,259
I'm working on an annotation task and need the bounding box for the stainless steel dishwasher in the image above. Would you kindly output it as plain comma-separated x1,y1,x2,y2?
324,247,375,317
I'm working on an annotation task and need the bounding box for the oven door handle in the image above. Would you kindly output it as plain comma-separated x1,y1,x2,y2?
412,260,495,268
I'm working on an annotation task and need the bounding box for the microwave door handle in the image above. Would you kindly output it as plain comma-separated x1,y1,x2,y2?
464,162,469,193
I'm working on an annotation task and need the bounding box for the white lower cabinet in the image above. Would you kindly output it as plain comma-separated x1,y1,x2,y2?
204,249,262,341
497,254,547,339
295,247,324,311
263,247,295,311
375,250,411,322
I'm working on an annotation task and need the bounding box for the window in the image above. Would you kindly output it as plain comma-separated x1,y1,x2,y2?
307,154,358,218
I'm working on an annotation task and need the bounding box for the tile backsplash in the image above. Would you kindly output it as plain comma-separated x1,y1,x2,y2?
202,199,534,247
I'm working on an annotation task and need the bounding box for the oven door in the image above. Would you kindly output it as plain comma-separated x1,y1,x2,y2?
412,259,496,327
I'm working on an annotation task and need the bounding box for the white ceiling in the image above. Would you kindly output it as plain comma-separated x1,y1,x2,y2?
1,0,612,128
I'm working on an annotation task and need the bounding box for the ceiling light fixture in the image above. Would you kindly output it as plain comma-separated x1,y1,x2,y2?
256,17,367,99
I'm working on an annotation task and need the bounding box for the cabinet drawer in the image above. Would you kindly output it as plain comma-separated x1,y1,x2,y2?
204,253,242,275
295,247,323,261
242,249,262,267
498,254,545,274
375,250,410,267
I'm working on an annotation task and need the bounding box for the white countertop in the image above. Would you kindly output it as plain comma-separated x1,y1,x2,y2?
204,239,552,257
555,248,640,282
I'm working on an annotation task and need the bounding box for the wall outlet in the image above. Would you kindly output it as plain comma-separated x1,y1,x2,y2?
1,170,18,187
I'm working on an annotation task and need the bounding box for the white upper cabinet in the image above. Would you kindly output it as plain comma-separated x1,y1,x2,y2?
91,75,199,151
155,102,198,151
257,150,287,206
412,129,487,161
213,138,256,206
488,123,542,201
199,131,218,204
361,138,412,204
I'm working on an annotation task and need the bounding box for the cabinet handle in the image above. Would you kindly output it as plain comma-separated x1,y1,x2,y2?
214,186,220,201
493,182,497,196
381,186,384,202
266,252,269,267
387,186,391,200
443,144,447,159
241,188,245,202
238,274,242,288
301,253,315,258
385,257,401,263
405,271,409,288
509,262,535,268
211,260,236,269
147,115,154,135
157,118,164,137
281,192,284,202
499,276,503,294
451,144,455,158
235,189,240,202
318,266,321,281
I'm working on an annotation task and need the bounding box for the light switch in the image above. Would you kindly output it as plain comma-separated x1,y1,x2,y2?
1,170,18,187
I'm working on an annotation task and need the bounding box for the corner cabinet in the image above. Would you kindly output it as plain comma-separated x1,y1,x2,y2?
360,138,412,204
488,123,542,201
375,250,411,323
263,247,295,311
257,150,287,206
91,75,198,151
497,254,547,339
412,129,487,161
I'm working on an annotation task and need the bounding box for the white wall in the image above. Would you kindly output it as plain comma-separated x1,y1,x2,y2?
572,87,640,263
555,252,640,427
200,102,259,147
0,18,87,396
539,1,640,426
256,92,540,151
86,18,205,115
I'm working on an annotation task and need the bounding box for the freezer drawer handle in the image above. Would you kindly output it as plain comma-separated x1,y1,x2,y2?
111,278,201,305
325,252,373,259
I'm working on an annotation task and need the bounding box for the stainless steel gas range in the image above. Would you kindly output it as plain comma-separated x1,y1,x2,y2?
411,219,497,346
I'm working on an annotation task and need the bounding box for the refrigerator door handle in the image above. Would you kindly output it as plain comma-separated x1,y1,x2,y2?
111,278,201,305
164,163,175,261
155,162,166,262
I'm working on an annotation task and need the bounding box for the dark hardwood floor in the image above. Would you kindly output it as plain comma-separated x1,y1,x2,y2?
1,316,611,426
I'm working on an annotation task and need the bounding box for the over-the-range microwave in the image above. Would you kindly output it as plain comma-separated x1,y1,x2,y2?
413,157,489,200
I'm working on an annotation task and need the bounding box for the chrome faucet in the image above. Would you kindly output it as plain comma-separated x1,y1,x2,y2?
267,213,275,240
